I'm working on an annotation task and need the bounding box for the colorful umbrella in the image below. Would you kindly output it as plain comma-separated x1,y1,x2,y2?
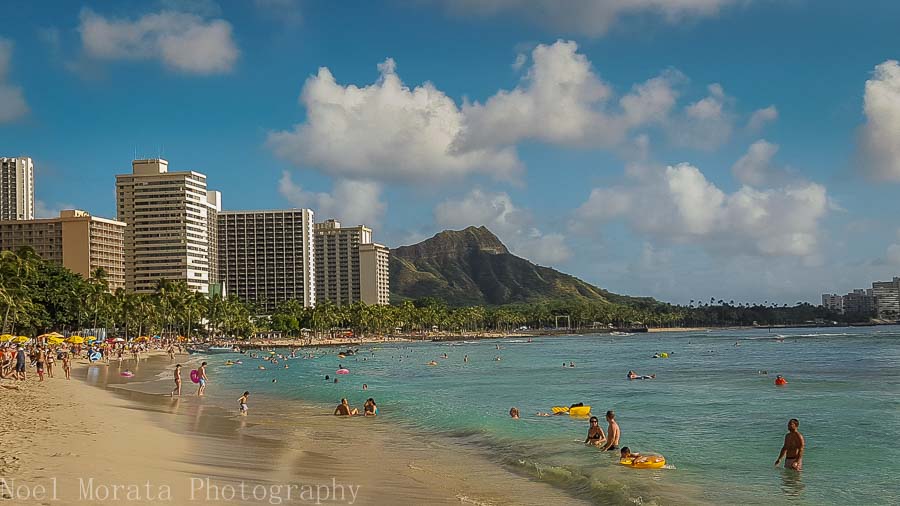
0,335,13,342
135,336,149,342
67,336,85,344
13,336,30,344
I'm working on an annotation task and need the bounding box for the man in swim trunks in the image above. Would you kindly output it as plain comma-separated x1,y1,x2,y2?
334,398,359,416
775,418,804,470
585,416,606,446
197,362,208,396
600,410,620,451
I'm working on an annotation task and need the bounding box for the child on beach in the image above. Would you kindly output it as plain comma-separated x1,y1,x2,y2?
238,391,250,415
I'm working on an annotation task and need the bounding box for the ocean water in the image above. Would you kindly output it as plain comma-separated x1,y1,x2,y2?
203,326,900,505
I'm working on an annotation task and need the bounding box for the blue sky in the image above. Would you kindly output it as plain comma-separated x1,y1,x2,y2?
2,0,900,304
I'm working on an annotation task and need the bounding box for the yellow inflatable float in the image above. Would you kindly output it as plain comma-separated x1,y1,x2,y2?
619,455,666,469
551,405,591,416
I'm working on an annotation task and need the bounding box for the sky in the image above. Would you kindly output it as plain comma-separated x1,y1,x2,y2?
2,0,900,305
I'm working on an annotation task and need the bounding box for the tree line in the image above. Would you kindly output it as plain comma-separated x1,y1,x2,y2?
0,247,862,339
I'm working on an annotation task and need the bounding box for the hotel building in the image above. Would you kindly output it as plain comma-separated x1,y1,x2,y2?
821,294,843,313
116,159,219,294
872,278,900,320
314,219,390,306
0,156,34,221
0,210,126,290
218,209,316,312
842,289,876,316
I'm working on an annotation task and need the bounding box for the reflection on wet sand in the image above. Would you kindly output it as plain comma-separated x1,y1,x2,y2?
83,354,591,506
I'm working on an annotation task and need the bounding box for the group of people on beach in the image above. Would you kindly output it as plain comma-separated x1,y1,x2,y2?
0,345,69,381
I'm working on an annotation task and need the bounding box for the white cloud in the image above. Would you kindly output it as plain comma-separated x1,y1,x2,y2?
576,162,829,257
439,0,741,37
434,188,571,265
511,53,526,71
267,58,521,183
747,105,778,132
78,8,238,74
278,171,385,227
0,38,28,123
459,40,683,151
860,60,900,181
887,243,900,265
731,139,786,187
669,83,734,150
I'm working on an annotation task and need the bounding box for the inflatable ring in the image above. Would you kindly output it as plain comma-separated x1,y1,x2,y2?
336,368,350,375
620,455,666,469
190,369,200,383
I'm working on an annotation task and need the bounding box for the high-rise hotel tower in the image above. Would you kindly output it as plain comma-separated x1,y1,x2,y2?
116,159,220,294
0,156,34,221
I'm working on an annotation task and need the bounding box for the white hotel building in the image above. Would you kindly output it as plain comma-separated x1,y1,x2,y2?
1,156,34,221
116,159,220,294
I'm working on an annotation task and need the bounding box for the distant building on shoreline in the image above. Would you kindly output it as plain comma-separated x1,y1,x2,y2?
218,209,316,312
872,278,900,319
116,159,220,294
842,289,876,316
0,210,126,290
314,219,390,306
821,293,843,312
0,156,34,221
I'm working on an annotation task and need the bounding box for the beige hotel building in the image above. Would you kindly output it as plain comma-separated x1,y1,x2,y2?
315,219,390,306
116,159,220,294
0,210,126,290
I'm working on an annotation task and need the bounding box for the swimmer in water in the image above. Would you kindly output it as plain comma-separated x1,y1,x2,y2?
585,416,606,446
464,355,468,363
509,407,520,419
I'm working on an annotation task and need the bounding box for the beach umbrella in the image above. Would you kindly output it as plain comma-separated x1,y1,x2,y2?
0,335,13,342
67,336,85,344
47,337,65,345
135,336,149,342
85,336,97,342
114,337,125,342
13,336,30,344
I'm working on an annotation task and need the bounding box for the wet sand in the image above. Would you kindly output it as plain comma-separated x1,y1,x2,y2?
2,353,587,505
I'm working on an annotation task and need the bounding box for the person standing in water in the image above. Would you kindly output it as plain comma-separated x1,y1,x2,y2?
775,418,805,470
238,391,250,416
197,362,208,396
585,416,606,446
600,410,620,451
172,364,182,396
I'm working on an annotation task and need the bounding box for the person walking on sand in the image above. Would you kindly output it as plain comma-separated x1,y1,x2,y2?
600,410,620,452
172,364,182,396
61,349,71,380
775,418,805,471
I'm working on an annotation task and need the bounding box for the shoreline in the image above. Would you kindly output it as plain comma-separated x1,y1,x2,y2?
215,322,885,348
2,351,589,505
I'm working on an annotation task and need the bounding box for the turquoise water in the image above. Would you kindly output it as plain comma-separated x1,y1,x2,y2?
206,327,900,505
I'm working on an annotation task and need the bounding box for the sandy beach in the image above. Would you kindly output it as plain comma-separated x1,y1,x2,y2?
1,352,586,505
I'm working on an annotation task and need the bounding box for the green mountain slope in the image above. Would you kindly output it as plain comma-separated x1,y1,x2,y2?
389,226,653,307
